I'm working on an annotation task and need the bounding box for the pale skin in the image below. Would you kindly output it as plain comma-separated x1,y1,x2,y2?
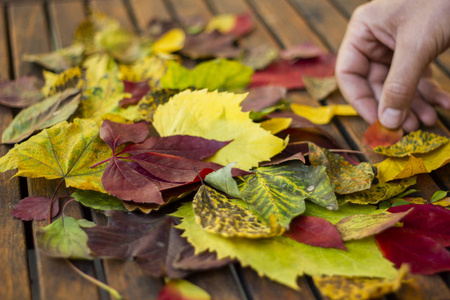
336,0,450,131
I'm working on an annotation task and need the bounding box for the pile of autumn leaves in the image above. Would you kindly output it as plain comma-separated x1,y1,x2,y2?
1,11,450,300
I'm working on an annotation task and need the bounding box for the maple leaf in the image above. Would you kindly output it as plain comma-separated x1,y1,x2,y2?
119,80,151,107
240,86,287,112
160,59,253,91
193,184,284,238
180,31,243,59
12,196,60,221
362,119,404,149
312,265,408,300
373,130,449,157
205,13,253,37
302,75,337,101
250,54,336,89
2,88,81,144
136,89,181,122
375,142,450,182
158,279,211,300
173,203,397,290
342,177,417,205
279,42,325,61
335,209,413,241
291,104,357,125
76,54,125,119
0,119,110,192
285,215,346,250
153,89,287,170
240,45,278,70
83,210,231,278
308,143,374,194
23,43,84,72
0,76,44,108
36,216,96,259
238,161,338,229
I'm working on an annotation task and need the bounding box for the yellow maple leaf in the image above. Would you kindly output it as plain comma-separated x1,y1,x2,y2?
376,142,450,182
153,29,186,54
153,89,287,170
291,103,357,125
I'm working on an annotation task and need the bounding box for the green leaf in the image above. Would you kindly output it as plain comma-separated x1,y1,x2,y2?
304,202,377,224
160,59,253,91
373,130,449,157
172,203,397,290
2,89,81,144
342,177,417,205
76,54,125,119
35,216,95,259
308,143,374,194
23,44,85,73
238,161,338,229
0,119,110,193
204,162,242,199
193,185,283,238
72,190,126,211
390,200,412,207
431,191,448,203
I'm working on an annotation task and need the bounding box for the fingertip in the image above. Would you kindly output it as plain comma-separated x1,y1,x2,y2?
379,107,407,129
402,113,420,132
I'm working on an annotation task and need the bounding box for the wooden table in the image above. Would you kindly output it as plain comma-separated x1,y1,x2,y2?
1,0,450,299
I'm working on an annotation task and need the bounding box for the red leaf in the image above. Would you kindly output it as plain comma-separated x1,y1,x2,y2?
250,54,336,90
376,227,450,274
285,215,346,250
12,196,59,221
124,135,230,160
230,13,253,37
119,80,150,107
240,86,287,112
388,204,450,246
100,120,149,150
280,42,325,61
363,119,403,149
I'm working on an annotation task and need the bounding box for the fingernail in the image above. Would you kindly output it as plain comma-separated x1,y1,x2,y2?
380,108,406,129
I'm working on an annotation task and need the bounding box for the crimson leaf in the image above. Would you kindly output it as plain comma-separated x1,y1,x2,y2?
12,196,59,221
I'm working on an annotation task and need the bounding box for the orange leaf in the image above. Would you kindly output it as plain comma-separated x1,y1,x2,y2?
363,119,403,149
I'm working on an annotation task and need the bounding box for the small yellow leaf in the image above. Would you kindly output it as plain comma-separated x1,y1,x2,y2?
153,29,186,54
260,118,292,134
153,89,287,170
291,104,357,125
206,14,235,33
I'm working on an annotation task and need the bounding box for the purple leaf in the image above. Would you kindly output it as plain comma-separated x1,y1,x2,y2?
0,76,44,108
180,31,243,59
100,120,149,150
240,86,287,112
12,196,59,221
119,80,151,107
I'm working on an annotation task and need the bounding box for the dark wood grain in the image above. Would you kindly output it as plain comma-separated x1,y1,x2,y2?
89,0,134,30
129,0,171,31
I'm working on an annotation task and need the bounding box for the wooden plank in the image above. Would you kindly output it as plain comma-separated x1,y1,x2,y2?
129,0,171,31
251,1,450,299
89,0,134,30
327,0,365,18
0,8,32,300
48,1,85,48
8,3,100,300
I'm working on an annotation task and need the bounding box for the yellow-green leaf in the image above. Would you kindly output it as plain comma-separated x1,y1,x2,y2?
239,161,338,229
172,203,397,291
0,119,110,192
160,59,253,91
375,143,450,182
153,89,287,170
343,177,417,205
291,104,357,125
373,130,449,157
193,185,284,238
153,29,185,54
42,67,84,97
308,143,374,194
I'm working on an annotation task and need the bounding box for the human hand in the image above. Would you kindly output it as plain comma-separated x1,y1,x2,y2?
335,0,450,131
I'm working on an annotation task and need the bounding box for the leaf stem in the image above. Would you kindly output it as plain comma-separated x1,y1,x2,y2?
61,198,76,216
90,157,111,169
66,260,123,300
48,179,65,225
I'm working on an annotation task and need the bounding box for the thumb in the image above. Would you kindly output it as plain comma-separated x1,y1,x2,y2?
378,37,431,129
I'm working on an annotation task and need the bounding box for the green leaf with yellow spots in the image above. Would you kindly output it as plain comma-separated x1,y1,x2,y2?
0,119,110,192
238,161,338,229
160,59,253,91
137,88,180,121
193,185,284,238
172,203,398,290
342,177,417,205
42,67,85,97
308,143,374,194
374,130,449,157
75,55,124,119
2,88,81,144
